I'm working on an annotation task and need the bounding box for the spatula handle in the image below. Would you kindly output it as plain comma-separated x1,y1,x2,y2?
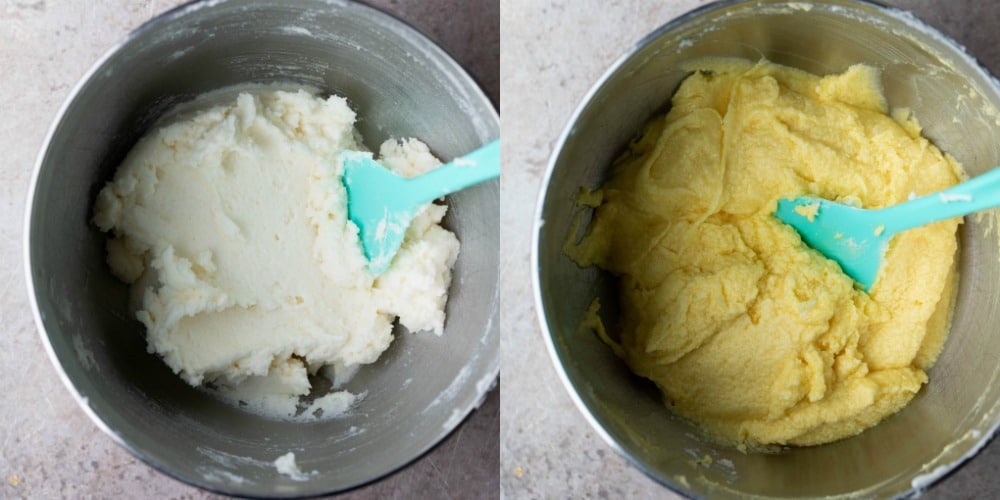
404,139,500,206
879,167,1000,234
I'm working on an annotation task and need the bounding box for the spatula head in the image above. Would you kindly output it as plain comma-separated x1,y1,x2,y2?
774,196,891,291
341,151,419,275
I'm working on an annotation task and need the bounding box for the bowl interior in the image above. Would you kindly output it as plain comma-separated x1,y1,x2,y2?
536,1,1000,497
26,0,498,496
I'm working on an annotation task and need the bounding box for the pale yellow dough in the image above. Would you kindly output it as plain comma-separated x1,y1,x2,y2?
567,60,962,447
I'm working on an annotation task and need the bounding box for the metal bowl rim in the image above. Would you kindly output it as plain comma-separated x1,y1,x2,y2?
530,0,1000,497
23,0,499,496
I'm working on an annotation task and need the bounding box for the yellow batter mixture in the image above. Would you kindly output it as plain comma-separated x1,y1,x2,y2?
566,59,962,447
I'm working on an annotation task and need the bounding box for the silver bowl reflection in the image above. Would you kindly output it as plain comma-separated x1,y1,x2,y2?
25,0,499,497
534,0,1000,497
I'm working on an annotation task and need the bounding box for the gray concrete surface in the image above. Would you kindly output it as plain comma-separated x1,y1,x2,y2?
0,0,498,498
500,0,1000,498
8,0,1000,498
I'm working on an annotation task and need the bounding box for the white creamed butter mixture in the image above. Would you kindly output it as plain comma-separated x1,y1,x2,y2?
93,89,459,420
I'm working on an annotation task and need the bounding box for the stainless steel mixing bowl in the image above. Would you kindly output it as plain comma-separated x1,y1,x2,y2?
24,0,498,496
534,0,1000,497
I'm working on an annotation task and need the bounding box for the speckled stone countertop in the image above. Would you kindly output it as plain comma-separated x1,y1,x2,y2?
500,0,1000,498
0,0,497,498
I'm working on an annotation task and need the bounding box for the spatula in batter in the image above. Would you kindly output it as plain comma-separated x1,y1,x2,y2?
774,167,1000,291
341,139,500,275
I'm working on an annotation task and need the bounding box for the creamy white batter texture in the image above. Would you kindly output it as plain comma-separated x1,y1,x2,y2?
93,89,459,419
274,452,310,481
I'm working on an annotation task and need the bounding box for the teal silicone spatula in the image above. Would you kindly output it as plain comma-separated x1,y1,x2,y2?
774,168,1000,291
341,139,500,275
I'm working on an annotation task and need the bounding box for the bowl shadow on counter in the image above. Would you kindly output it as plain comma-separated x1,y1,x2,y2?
27,1,498,497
